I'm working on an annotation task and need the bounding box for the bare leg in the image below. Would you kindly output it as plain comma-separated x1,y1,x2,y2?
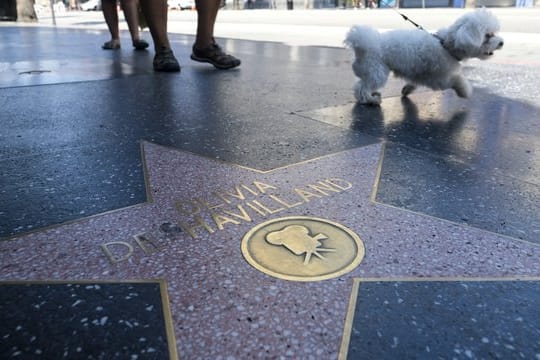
138,0,171,51
101,0,120,48
191,0,240,69
194,0,220,48
138,0,180,71
119,0,141,43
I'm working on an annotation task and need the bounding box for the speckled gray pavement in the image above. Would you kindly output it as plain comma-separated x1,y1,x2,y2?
1,8,539,359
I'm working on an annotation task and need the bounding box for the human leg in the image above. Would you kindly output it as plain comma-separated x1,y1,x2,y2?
138,0,180,72
194,0,220,49
119,0,148,49
101,0,121,49
138,0,170,51
191,0,240,69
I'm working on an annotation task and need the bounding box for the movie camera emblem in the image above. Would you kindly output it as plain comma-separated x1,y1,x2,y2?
241,216,365,281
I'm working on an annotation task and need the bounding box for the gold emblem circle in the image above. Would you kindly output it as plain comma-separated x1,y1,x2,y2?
241,216,365,282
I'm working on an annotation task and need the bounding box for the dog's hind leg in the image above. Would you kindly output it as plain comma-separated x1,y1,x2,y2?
352,60,388,105
451,75,472,98
401,84,417,97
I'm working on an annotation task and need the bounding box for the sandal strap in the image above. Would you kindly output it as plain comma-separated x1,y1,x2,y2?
153,48,181,72
132,39,149,50
191,43,241,69
102,40,120,50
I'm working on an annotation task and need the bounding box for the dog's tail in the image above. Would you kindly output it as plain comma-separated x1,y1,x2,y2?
344,26,382,55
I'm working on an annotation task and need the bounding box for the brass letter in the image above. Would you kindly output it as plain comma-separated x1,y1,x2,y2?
252,199,285,215
221,204,253,222
196,197,224,210
253,181,278,194
134,233,164,254
175,200,201,215
178,215,215,239
101,242,134,264
325,178,353,191
268,194,302,209
211,213,241,230
215,185,250,204
307,181,343,196
245,201,267,216
241,184,259,195
294,188,323,202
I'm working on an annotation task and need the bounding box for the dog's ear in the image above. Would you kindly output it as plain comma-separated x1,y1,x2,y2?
455,20,484,52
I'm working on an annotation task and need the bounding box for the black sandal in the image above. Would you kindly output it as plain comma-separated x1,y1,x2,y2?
190,42,241,70
132,39,149,51
153,47,181,72
102,39,120,50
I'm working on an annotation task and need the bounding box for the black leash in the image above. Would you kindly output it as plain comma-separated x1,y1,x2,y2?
375,1,463,60
378,0,426,31
397,12,425,31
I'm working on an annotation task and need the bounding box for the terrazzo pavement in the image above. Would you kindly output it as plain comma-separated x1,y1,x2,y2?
1,10,540,359
2,142,539,358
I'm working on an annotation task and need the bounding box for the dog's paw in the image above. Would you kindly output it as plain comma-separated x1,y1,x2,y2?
358,93,381,106
401,84,416,97
452,76,473,98
354,84,382,105
370,92,382,105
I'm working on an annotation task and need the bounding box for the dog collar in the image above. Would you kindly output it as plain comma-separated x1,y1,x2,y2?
432,33,464,61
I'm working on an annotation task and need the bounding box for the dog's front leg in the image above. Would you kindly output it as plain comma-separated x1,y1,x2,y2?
354,80,382,105
451,75,473,98
401,84,417,97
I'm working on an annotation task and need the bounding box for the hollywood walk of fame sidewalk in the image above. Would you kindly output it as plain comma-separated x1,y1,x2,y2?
2,142,540,358
1,9,540,358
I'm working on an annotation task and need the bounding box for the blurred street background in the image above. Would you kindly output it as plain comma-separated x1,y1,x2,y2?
8,5,536,67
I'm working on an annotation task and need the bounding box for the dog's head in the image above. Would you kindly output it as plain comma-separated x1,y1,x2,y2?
439,8,504,60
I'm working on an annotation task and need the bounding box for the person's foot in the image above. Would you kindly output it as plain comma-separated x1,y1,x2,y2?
153,47,181,72
190,42,241,70
102,39,121,50
132,39,149,51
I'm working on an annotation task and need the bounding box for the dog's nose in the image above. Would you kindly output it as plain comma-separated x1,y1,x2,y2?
498,41,504,48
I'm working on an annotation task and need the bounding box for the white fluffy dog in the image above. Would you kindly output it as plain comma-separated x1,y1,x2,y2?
345,9,504,105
